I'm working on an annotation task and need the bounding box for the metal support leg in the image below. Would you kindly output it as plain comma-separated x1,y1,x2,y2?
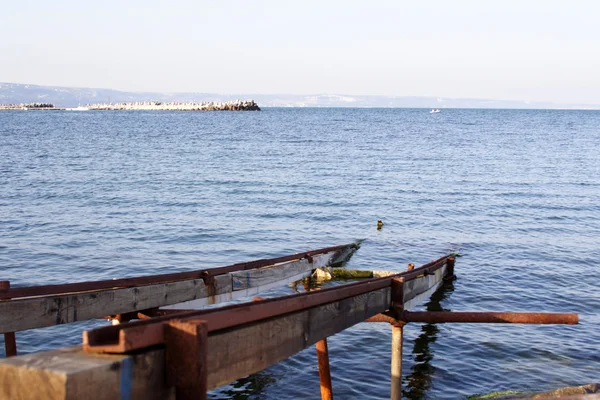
316,338,333,400
391,324,404,400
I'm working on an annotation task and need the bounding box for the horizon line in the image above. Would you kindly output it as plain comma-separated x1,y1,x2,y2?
2,81,600,109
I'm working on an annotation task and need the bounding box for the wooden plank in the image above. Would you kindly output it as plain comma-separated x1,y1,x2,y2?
0,278,210,333
0,346,173,400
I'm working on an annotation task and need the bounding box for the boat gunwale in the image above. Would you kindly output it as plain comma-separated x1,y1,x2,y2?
0,244,355,300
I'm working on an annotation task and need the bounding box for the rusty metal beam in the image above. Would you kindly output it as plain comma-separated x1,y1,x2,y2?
401,311,578,325
83,256,453,353
367,311,578,325
364,313,397,324
390,277,405,313
0,243,357,300
83,277,393,353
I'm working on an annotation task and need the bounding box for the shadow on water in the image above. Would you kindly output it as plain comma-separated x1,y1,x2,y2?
403,280,455,400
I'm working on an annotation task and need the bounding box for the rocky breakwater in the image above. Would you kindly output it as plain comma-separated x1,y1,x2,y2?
87,100,260,111
0,103,55,110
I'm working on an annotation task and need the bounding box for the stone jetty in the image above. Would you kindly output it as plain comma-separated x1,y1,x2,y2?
0,103,56,110
87,100,260,111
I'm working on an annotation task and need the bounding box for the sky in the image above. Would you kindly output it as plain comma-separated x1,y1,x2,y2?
1,0,599,104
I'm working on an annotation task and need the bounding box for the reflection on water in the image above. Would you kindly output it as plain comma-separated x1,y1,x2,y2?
403,280,455,400
213,371,278,400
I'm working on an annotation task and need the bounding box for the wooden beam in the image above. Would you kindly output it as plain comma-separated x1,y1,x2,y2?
0,346,172,400
0,277,210,333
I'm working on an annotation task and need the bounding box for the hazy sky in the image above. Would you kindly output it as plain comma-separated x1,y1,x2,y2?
1,0,599,103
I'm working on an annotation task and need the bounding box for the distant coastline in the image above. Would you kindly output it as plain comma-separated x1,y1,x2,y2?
0,100,261,111
2,82,599,110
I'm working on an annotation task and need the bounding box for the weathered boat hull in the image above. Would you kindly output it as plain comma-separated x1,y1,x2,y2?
0,243,359,334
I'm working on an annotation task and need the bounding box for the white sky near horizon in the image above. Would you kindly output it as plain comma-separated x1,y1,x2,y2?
1,0,599,104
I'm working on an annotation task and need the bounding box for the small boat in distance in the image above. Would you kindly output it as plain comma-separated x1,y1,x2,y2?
430,109,441,113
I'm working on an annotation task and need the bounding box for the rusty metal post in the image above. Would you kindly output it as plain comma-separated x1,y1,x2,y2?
446,257,455,275
444,256,456,281
164,319,208,400
390,277,405,319
0,281,17,357
391,323,404,400
316,338,333,400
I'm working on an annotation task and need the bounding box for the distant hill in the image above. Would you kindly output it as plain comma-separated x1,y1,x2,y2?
1,82,599,109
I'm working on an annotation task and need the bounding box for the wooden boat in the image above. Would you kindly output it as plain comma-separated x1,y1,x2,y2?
0,242,360,334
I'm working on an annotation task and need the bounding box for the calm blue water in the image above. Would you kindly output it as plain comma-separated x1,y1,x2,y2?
1,108,599,399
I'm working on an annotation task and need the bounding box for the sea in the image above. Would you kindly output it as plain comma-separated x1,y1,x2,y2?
0,108,599,399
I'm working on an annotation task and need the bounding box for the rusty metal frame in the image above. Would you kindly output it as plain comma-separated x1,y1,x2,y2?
83,256,452,353
0,244,357,300
1,253,584,400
